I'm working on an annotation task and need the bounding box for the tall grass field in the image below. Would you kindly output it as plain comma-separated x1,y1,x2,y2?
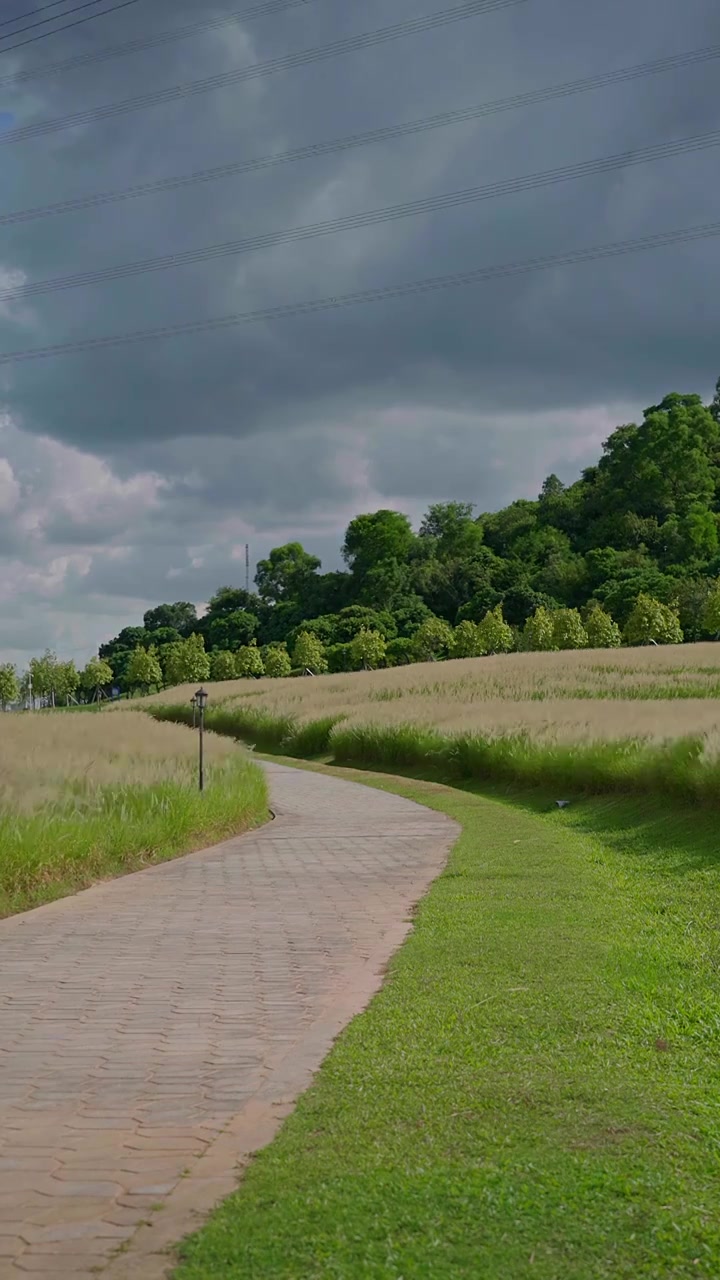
147,644,720,804
0,711,267,917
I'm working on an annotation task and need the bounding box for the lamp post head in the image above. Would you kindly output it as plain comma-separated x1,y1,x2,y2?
195,687,208,711
190,694,197,708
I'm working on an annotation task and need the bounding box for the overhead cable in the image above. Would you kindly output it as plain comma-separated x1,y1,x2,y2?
2,219,718,364
2,127,719,304
2,42,718,226
0,0,530,143
0,0,320,82
0,0,142,55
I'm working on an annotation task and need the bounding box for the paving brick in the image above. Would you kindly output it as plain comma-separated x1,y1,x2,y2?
0,762,456,1275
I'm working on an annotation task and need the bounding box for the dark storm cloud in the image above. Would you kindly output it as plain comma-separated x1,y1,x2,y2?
0,0,719,661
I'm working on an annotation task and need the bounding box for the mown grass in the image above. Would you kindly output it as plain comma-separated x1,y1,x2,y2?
174,765,720,1279
0,711,268,916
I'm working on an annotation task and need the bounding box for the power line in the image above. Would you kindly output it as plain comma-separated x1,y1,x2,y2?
2,42,718,228
2,128,719,305
0,0,530,145
0,0,142,54
2,219,718,365
0,0,320,84
0,0,79,29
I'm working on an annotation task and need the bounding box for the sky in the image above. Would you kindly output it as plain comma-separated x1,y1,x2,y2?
0,0,718,668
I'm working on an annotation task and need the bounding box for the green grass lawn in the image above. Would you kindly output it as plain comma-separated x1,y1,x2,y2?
175,766,720,1279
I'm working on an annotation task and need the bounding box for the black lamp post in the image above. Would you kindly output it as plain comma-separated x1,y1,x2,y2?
195,687,208,792
190,693,197,729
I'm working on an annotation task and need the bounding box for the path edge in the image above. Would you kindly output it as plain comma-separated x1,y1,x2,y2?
101,818,457,1279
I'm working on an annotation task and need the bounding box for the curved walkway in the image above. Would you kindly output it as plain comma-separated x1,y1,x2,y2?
0,763,457,1279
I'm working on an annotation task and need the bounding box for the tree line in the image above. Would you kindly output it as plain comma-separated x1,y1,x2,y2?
3,383,720,705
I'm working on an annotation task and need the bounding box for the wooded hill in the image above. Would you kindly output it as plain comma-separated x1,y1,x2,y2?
94,384,720,687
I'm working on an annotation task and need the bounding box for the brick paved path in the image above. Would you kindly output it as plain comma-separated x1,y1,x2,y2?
0,763,457,1278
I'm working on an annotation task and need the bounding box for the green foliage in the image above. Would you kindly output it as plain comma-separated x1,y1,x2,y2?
325,643,353,673
92,376,720,674
584,605,622,649
412,617,454,661
343,510,415,578
451,619,485,658
255,543,321,604
349,628,387,670
126,645,163,692
28,650,57,701
385,637,415,666
477,605,514,654
209,650,237,681
263,645,292,678
235,643,265,678
624,594,684,646
0,663,19,708
163,634,210,687
419,501,484,560
702,582,720,637
199,610,258,653
143,602,197,635
523,606,557,651
80,656,114,698
551,607,588,650
292,631,328,674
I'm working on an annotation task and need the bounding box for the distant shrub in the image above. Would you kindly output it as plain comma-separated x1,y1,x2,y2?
624,594,684,646
552,608,588,650
263,645,292,678
523,607,557,652
477,605,514,655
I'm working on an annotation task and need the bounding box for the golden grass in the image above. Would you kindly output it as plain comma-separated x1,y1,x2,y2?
0,710,268,917
141,644,720,749
0,710,239,814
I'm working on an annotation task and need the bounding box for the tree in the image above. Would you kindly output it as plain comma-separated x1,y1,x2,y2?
551,608,588,650
0,663,19,709
342,511,415,579
385,637,415,666
209,650,238,681
523,607,557,651
255,543,321,604
200,610,258,652
292,631,328,674
235,644,265,678
419,501,484,559
126,645,163,693
584,605,621,649
182,633,211,682
452,619,485,658
80,656,114,701
162,634,210,687
624,594,684,646
349,628,387,670
143,602,197,635
702,582,720,638
477,605,514,654
331,606,397,643
412,617,454,662
29,650,58,704
711,374,720,423
48,659,77,705
264,645,292,678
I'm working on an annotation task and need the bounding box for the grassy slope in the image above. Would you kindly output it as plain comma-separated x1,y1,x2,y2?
0,756,268,918
175,767,720,1280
